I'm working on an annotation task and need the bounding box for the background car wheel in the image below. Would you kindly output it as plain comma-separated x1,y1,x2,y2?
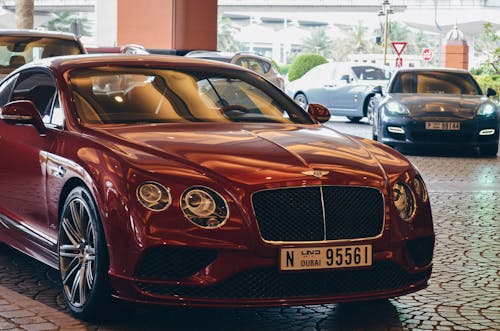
365,96,375,125
347,116,362,123
294,93,308,109
478,143,498,157
58,186,111,321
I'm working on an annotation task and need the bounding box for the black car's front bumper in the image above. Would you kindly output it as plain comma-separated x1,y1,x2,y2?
379,115,499,150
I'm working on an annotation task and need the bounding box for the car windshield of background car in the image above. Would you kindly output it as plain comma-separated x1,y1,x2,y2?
0,36,83,74
69,67,313,125
392,71,482,95
352,66,390,80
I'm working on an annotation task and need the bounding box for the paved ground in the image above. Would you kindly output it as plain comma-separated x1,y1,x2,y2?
0,118,498,330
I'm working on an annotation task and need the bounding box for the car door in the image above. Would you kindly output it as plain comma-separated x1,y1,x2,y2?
329,66,362,111
0,69,59,247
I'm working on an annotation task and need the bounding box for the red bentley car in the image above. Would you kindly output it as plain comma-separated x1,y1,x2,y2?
0,54,434,320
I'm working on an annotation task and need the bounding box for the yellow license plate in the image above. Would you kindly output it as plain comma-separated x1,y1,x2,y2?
425,122,460,130
280,244,372,271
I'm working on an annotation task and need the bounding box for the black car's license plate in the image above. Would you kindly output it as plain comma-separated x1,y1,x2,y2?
280,245,372,271
425,122,460,130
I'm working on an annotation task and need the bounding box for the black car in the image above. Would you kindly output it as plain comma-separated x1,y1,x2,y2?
372,68,499,156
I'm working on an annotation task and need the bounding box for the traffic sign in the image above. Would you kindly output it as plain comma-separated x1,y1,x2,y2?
395,57,403,68
391,42,407,56
422,48,433,61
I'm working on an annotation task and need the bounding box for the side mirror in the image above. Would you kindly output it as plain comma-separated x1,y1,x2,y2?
0,100,45,134
308,103,331,123
340,74,350,83
486,87,497,97
372,85,383,95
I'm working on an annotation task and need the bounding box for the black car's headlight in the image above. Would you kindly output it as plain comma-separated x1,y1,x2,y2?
392,181,416,221
181,186,229,228
477,102,497,116
384,100,410,115
137,181,172,211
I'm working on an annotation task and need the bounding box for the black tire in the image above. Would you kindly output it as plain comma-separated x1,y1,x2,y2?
478,143,498,157
58,186,111,321
294,93,308,109
347,116,362,123
365,95,375,125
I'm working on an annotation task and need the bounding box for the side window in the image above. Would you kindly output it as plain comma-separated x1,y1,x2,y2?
11,71,58,125
0,74,18,107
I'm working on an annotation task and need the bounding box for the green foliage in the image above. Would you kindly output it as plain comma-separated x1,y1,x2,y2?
217,16,242,52
41,12,91,37
279,63,290,75
473,74,500,95
288,54,328,81
301,28,333,58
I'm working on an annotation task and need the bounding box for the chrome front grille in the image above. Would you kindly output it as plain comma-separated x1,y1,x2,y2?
252,186,384,242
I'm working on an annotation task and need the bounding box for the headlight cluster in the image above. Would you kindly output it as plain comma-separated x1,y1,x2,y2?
477,102,497,116
137,182,229,229
137,182,171,211
392,176,428,222
181,186,229,228
384,100,410,115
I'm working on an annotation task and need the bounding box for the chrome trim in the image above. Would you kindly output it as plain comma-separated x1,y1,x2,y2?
319,186,327,241
0,212,57,247
0,114,33,121
251,185,386,244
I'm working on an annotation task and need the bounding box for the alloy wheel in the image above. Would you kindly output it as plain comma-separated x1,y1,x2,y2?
59,197,96,308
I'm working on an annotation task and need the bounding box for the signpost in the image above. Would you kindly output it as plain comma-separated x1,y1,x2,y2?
391,41,407,68
422,48,433,62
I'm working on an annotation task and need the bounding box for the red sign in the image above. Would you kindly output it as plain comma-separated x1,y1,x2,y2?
422,48,433,61
391,42,407,56
395,57,403,68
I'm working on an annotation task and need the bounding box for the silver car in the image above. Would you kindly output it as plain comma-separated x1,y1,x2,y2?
185,51,285,90
287,62,391,123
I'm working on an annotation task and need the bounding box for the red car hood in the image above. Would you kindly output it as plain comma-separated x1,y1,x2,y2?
94,123,388,186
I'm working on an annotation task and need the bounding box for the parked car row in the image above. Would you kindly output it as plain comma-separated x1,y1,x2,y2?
0,29,435,321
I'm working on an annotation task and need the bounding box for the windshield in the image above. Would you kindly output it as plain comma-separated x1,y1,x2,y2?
0,36,83,74
351,66,390,80
69,67,313,125
390,71,482,95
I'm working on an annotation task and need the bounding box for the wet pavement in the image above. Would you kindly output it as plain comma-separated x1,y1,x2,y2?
0,118,498,330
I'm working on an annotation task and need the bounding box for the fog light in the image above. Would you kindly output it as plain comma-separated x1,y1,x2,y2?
479,129,495,136
388,126,405,134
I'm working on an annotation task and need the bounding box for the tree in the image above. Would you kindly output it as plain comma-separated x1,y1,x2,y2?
301,28,333,58
15,0,34,29
475,22,500,74
41,12,92,37
218,16,242,52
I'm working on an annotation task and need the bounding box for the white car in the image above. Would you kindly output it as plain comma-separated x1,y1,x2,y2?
287,62,391,123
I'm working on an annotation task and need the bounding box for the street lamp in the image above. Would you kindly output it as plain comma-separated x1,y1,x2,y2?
378,0,393,66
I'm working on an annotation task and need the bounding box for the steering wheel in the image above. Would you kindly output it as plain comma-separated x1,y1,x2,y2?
220,104,251,114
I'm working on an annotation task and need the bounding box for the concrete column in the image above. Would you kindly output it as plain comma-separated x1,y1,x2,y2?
96,0,117,46
116,0,217,51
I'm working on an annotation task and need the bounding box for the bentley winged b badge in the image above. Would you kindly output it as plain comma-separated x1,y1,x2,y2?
301,170,330,178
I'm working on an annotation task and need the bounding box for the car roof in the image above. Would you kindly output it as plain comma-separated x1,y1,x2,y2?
18,54,253,74
394,67,470,74
0,29,80,41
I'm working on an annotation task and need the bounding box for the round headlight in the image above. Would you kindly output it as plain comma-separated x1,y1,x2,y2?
392,182,416,221
477,102,496,116
413,177,428,203
385,100,409,115
137,182,171,211
181,186,228,228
